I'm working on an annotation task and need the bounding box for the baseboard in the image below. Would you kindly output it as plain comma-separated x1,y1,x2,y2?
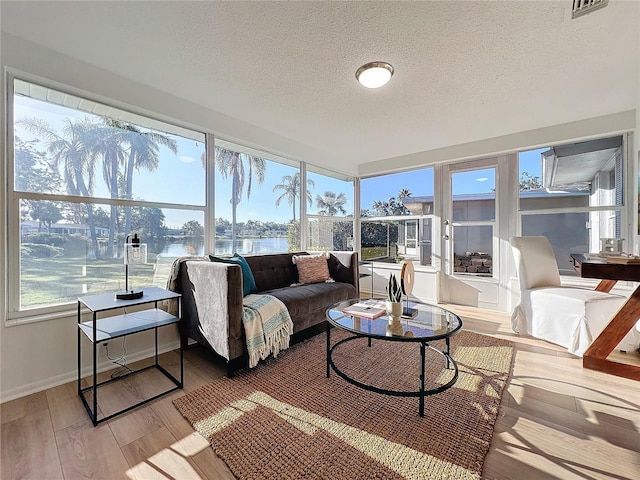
1,340,180,404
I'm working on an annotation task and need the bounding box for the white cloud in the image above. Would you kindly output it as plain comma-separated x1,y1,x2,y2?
476,177,489,182
179,156,195,163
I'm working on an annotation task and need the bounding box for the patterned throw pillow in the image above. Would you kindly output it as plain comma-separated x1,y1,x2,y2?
292,253,331,284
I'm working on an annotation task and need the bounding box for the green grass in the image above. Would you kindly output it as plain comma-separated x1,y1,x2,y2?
361,246,391,260
21,247,401,309
361,246,405,263
20,256,159,309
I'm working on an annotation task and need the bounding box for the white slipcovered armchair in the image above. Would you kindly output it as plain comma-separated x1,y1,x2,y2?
510,236,639,356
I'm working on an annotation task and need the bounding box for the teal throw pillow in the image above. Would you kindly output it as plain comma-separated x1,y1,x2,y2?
209,254,257,297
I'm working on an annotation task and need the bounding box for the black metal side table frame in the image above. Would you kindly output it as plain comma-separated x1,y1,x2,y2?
326,321,459,417
77,287,183,426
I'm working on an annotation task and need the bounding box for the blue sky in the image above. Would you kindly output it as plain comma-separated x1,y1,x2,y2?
15,94,547,228
15,96,207,227
519,148,545,179
214,161,354,224
361,169,434,210
15,95,354,227
361,152,545,211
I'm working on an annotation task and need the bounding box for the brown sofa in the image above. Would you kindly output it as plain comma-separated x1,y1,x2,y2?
173,251,359,375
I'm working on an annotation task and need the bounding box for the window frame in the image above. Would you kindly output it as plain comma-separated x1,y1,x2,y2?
212,137,307,255
304,165,356,252
359,166,436,269
516,133,634,280
6,74,209,323
359,213,436,268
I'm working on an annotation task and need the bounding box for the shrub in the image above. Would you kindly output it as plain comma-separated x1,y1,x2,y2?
21,243,64,258
23,232,66,247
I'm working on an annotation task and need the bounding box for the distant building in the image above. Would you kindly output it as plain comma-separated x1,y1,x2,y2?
21,221,109,237
265,229,287,237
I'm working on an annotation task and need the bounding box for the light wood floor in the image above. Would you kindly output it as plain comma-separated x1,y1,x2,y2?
2,305,639,480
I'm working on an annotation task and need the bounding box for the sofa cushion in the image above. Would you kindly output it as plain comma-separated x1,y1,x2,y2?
245,252,304,291
265,282,357,332
209,254,257,297
292,253,331,284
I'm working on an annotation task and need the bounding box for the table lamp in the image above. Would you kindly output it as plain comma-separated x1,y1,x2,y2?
115,233,147,300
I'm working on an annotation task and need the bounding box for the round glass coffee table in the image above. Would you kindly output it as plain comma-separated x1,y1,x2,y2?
326,298,462,417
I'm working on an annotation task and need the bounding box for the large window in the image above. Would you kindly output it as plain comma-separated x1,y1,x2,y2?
9,78,206,316
360,168,434,265
214,140,301,254
306,166,355,252
518,136,625,275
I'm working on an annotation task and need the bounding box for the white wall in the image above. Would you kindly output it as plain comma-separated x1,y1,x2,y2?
1,33,346,174
364,263,438,305
0,314,180,402
359,111,637,177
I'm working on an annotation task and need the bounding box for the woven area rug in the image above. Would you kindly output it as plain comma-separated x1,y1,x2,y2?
174,329,515,480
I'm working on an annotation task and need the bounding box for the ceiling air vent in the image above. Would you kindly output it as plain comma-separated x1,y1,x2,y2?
572,0,608,19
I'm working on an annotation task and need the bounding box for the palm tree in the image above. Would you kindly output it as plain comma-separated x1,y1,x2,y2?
87,120,128,257
273,172,315,221
112,121,178,235
372,199,388,216
316,191,347,216
398,188,411,200
372,189,412,216
215,146,266,250
397,188,412,215
18,117,102,258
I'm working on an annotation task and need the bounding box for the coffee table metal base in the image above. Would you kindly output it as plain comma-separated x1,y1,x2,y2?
326,323,459,417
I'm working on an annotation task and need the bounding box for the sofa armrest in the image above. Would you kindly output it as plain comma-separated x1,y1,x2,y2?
178,261,244,360
327,251,359,293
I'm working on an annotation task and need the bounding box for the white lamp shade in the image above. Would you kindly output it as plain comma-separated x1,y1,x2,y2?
125,243,147,265
356,62,394,89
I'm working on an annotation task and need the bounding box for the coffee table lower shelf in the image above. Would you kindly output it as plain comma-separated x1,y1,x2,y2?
325,324,459,417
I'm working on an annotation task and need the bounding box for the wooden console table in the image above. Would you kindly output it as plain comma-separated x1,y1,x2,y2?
569,254,640,381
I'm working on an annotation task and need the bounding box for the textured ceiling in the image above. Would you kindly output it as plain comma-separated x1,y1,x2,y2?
1,1,638,174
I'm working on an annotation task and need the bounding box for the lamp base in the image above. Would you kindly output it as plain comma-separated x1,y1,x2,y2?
115,289,144,300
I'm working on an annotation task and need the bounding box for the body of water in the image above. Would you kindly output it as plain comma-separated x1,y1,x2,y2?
160,237,291,257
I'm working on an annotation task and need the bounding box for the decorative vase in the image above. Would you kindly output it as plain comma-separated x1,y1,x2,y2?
385,301,403,336
386,317,404,336
385,300,403,320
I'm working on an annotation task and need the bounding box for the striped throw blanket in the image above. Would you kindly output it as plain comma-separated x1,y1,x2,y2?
243,294,294,368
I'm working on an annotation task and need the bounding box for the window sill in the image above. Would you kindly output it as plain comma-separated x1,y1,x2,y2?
451,274,497,284
5,307,76,327
363,261,437,274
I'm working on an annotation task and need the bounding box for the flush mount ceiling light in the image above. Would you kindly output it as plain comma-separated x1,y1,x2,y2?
355,61,394,88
